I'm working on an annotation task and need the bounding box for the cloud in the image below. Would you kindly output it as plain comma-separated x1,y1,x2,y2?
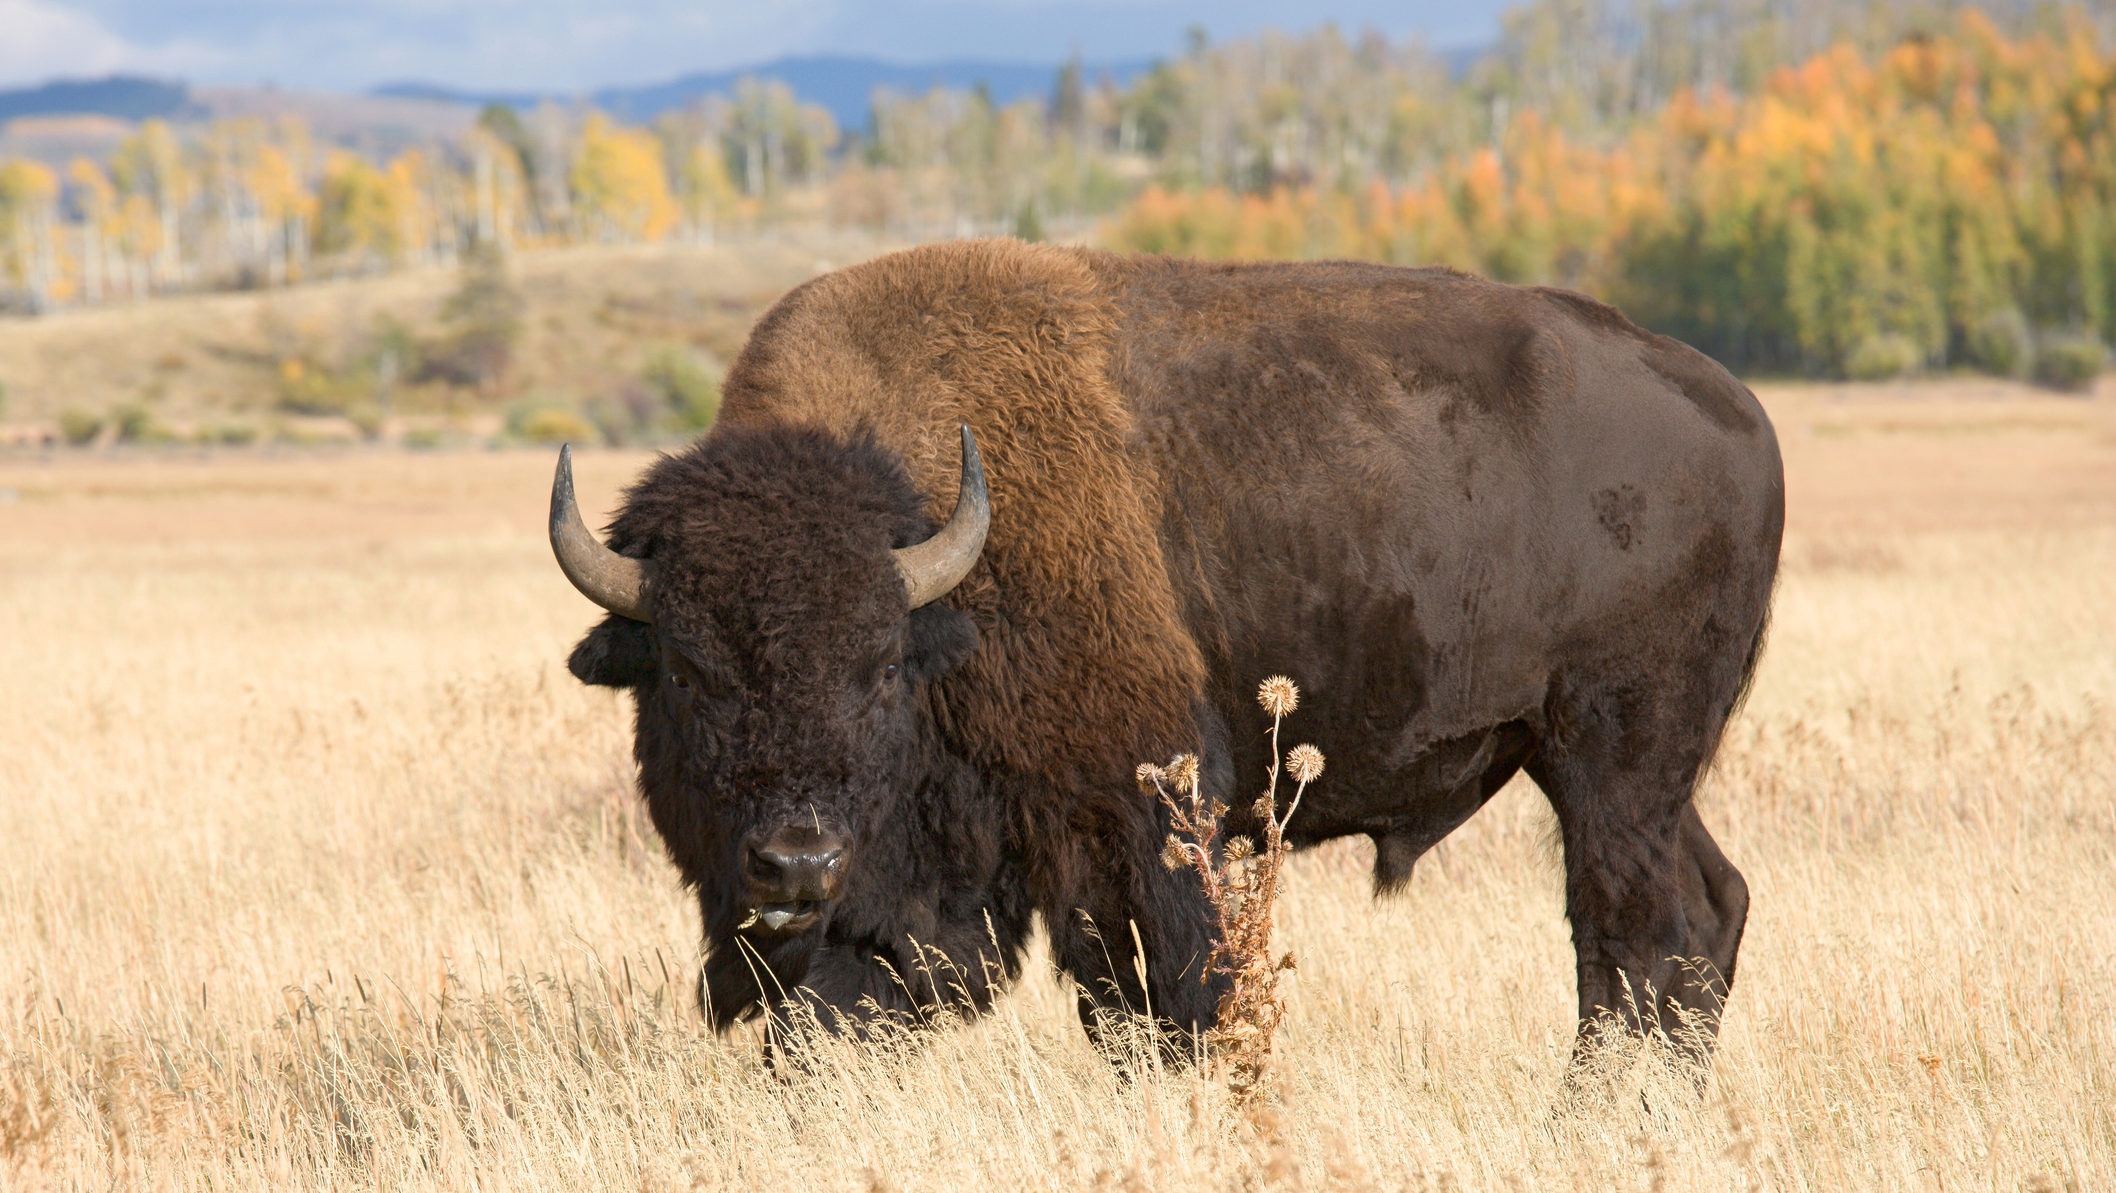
0,0,234,88
0,0,134,85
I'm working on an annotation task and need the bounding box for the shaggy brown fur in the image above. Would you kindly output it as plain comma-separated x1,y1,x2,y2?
720,243,1207,773
713,245,1232,1033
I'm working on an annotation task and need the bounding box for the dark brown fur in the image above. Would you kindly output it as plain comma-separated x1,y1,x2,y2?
566,240,1785,1073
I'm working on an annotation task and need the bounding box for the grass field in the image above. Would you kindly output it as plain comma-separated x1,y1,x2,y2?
1,378,2112,1190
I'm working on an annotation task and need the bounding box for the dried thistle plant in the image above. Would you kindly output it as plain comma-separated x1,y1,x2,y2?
1142,674,1324,1109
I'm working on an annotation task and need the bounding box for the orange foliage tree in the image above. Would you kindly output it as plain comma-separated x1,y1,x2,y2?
1106,10,2116,379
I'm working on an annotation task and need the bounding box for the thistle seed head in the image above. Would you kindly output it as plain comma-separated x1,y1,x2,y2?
1167,753,1201,795
1252,794,1275,821
1257,675,1300,718
1226,835,1255,860
1161,834,1187,872
1287,743,1325,784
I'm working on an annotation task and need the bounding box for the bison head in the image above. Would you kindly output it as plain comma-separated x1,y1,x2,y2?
551,425,988,1022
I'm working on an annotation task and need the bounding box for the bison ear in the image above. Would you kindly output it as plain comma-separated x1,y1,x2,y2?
569,615,658,688
906,603,979,681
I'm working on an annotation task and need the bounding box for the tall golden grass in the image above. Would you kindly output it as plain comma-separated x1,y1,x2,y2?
1,380,2112,1189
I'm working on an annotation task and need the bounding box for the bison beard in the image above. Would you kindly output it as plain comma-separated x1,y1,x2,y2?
553,240,1784,1083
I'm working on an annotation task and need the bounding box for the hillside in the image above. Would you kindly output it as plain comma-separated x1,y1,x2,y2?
378,53,1154,131
0,80,478,167
0,75,187,123
0,233,899,443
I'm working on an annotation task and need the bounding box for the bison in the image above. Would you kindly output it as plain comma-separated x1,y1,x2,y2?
550,239,1783,1075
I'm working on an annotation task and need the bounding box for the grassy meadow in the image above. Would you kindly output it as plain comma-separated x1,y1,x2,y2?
0,237,893,446
1,370,2112,1189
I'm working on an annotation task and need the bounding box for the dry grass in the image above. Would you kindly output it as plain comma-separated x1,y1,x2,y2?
1,381,2113,1190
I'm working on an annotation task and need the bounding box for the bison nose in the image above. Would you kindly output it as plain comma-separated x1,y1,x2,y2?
747,825,850,903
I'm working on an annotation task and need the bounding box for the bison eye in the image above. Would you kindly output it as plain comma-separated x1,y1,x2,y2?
669,671,692,690
881,662,901,686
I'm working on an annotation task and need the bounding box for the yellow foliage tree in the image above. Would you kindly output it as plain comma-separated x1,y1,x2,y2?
570,113,676,242
313,151,403,266
1106,10,2116,379
0,159,60,306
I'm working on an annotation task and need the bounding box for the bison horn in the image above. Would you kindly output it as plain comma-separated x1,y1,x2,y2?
894,425,990,609
549,444,655,622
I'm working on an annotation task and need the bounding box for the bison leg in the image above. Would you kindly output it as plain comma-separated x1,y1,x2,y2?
1529,685,1751,1083
760,945,930,1047
1035,831,1224,1063
744,927,1032,1068
1048,863,1224,1064
706,895,1033,1049
774,936,1012,1033
1667,801,1748,1050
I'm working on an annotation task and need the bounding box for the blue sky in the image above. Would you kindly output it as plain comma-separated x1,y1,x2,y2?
0,0,1509,93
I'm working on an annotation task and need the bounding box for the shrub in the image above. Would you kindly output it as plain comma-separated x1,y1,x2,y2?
358,313,418,407
112,404,149,442
2031,332,2106,393
1145,674,1324,1112
1013,199,1045,243
105,406,175,446
111,404,176,445
584,382,653,446
212,423,260,447
507,402,596,445
401,427,447,451
58,409,102,446
642,345,721,432
1842,333,1921,381
1963,308,2032,378
348,403,387,442
268,423,355,448
419,244,524,390
274,354,357,415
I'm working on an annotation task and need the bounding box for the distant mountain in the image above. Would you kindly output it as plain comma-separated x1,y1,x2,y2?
375,53,1156,131
0,77,477,166
373,83,544,111
0,75,189,124
1439,43,1489,78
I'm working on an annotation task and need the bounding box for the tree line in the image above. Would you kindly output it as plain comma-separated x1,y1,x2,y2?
0,0,2107,380
1109,7,2115,382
